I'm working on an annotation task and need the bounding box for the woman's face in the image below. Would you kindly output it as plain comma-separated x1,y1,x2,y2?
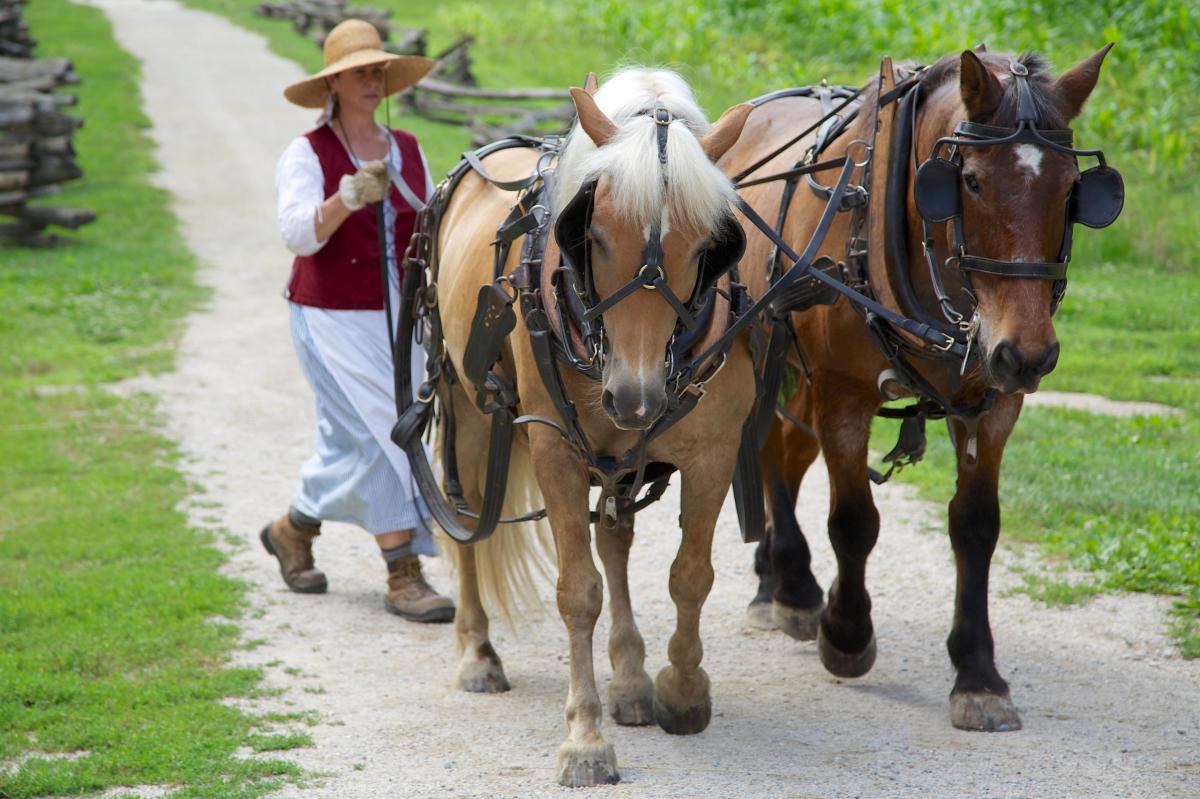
328,64,386,116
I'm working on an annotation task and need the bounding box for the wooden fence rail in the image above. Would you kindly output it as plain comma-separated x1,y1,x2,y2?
0,6,95,246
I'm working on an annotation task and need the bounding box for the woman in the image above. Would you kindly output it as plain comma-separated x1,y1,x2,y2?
263,18,453,623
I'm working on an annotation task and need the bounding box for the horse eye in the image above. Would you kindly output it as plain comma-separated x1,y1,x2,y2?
963,173,982,194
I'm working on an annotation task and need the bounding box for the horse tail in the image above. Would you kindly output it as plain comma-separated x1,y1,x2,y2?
435,425,554,630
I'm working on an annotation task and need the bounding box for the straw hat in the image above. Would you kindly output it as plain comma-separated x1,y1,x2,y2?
283,19,435,108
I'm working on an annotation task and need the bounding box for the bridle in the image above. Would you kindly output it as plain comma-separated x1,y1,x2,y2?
912,59,1125,335
553,106,747,368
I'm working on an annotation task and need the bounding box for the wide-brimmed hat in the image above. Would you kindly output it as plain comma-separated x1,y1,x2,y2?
283,19,435,108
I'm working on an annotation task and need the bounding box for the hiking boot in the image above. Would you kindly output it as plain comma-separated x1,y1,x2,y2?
384,555,455,623
260,510,327,594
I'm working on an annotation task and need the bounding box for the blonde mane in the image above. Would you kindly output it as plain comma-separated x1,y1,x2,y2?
553,68,737,232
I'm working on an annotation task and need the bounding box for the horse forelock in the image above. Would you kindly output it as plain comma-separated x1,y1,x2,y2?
554,68,736,233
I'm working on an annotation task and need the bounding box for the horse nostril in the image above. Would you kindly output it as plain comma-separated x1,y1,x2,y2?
991,340,1020,378
1034,341,1060,376
601,389,617,417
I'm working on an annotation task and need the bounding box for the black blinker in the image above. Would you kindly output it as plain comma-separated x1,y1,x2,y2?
1072,165,1124,229
697,217,747,290
914,157,960,223
554,182,594,271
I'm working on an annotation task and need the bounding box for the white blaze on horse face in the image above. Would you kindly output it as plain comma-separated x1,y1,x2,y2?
1014,144,1043,180
642,209,671,239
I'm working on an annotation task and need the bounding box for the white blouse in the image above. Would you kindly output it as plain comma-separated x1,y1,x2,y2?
274,123,437,258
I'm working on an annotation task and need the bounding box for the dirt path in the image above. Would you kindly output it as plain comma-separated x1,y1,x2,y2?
94,1,1198,796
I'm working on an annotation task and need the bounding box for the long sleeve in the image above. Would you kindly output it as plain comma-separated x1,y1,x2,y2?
275,136,326,257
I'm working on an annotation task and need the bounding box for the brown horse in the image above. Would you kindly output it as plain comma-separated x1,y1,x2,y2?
429,69,753,786
720,46,1118,731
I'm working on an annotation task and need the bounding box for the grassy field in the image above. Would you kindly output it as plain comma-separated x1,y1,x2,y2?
0,1,307,797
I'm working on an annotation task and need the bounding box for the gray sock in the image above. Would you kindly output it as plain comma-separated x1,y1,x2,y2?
288,507,321,530
380,541,415,563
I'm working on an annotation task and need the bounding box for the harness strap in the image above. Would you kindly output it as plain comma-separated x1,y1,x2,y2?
392,263,520,543
954,121,1073,146
463,149,540,192
734,156,849,189
957,256,1069,280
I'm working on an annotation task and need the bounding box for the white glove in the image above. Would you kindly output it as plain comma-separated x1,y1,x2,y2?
338,160,389,211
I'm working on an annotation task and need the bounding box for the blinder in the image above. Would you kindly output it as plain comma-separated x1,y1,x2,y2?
696,216,747,301
1072,164,1124,229
913,157,960,224
554,179,594,273
908,59,1123,332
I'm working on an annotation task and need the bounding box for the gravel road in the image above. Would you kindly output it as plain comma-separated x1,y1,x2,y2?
93,1,1198,796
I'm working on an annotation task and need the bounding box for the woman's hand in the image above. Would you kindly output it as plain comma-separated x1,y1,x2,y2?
338,160,390,210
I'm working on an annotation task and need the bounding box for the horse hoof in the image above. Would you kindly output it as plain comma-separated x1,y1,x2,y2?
950,691,1022,732
745,601,778,631
817,626,876,678
556,740,620,787
610,676,655,726
654,694,712,735
774,600,823,641
455,651,510,693
653,666,712,735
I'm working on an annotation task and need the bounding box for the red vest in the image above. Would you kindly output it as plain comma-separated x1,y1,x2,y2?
286,124,427,310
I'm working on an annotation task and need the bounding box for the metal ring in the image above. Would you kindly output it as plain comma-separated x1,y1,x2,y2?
845,138,872,168
416,382,437,404
494,275,518,302
638,264,665,287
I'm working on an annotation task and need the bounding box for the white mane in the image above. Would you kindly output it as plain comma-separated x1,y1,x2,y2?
553,68,737,233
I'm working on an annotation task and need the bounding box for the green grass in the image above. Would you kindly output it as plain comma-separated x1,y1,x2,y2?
0,1,306,796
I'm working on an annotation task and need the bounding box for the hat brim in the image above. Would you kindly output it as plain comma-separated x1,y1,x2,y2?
284,50,435,108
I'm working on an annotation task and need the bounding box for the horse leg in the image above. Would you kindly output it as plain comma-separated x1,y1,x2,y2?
447,383,509,693
654,465,728,735
595,513,655,726
946,402,1023,731
747,534,779,629
530,431,617,787
749,389,825,636
814,386,880,678
766,387,825,640
453,540,509,693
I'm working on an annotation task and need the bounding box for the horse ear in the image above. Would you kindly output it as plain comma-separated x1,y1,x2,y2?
699,103,753,162
1052,42,1114,121
583,72,598,96
959,49,1003,120
973,42,988,53
569,87,618,147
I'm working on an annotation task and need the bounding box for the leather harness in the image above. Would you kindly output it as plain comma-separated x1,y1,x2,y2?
388,109,859,545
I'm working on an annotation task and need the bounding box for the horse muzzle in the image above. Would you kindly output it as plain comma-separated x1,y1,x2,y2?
601,380,667,430
984,338,1060,394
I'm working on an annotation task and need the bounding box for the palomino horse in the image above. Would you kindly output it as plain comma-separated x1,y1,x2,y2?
429,70,753,786
721,46,1120,731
